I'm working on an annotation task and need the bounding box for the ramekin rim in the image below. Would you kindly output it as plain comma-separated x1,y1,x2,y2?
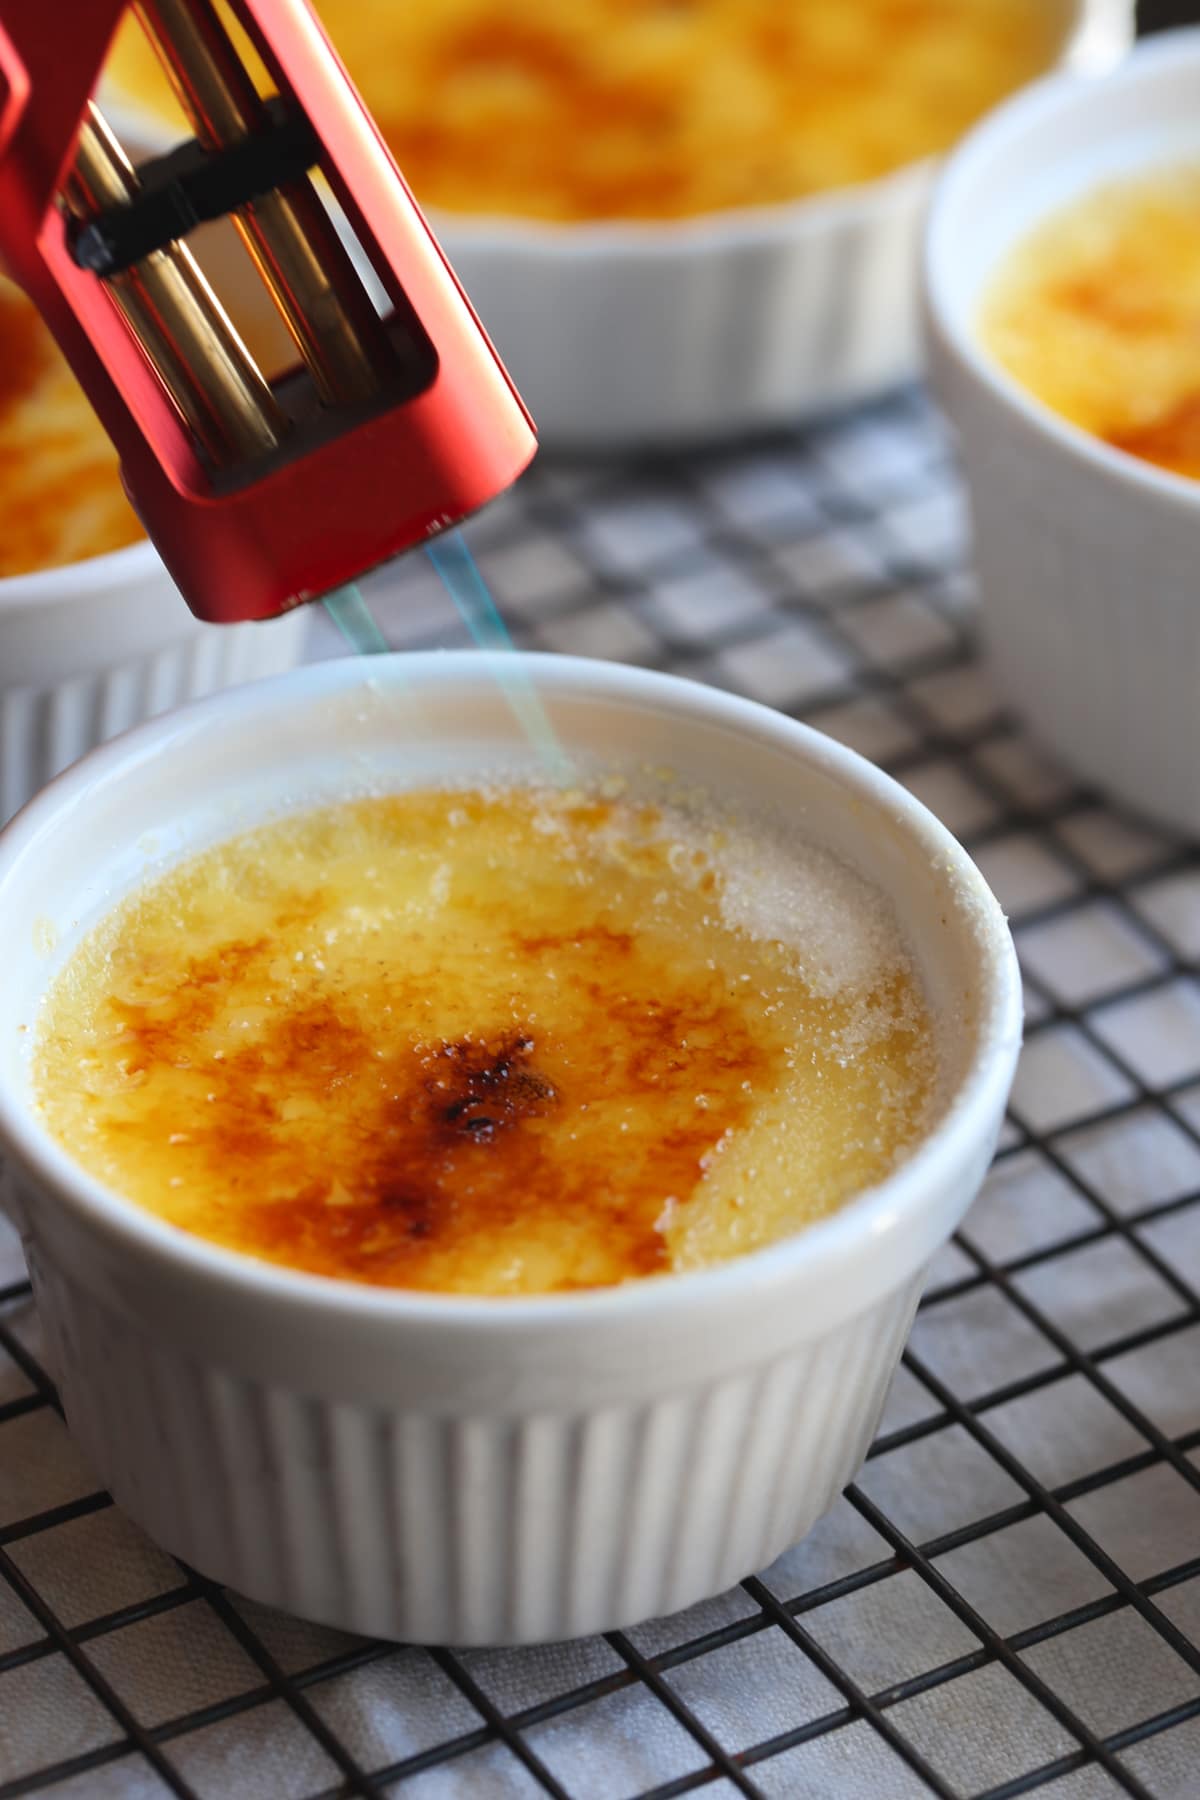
0,650,1022,1328
923,23,1200,513
428,155,935,255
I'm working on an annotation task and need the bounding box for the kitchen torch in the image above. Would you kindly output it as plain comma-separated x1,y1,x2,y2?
0,0,537,622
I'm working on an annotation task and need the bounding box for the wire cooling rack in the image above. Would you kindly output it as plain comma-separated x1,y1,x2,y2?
2,388,1200,1798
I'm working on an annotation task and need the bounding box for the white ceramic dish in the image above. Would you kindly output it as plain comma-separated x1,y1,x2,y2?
105,1,1126,450
0,651,1020,1644
431,0,1126,448
924,28,1200,839
0,543,310,824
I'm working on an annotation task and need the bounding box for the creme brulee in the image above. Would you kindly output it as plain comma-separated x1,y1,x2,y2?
109,0,1061,223
35,784,936,1295
982,165,1200,483
0,279,142,576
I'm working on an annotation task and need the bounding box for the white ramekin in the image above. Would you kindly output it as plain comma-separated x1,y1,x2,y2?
0,652,1020,1644
106,0,1124,450
438,0,1127,447
0,543,310,824
924,30,1200,839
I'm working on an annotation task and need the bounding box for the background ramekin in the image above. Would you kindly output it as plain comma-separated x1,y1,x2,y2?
0,542,309,824
924,29,1200,840
430,0,1119,448
105,0,1126,450
441,0,1134,448
0,652,1020,1645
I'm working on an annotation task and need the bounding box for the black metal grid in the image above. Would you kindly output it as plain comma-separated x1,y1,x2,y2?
2,388,1199,1797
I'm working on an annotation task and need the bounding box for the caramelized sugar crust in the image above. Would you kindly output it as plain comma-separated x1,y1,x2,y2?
36,786,936,1295
983,166,1200,483
109,0,1057,222
0,281,142,577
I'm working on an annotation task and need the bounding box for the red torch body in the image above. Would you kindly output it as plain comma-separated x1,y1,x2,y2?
0,0,536,622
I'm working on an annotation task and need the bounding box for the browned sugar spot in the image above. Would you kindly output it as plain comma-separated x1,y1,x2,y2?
1048,276,1174,337
1106,391,1200,475
103,912,774,1290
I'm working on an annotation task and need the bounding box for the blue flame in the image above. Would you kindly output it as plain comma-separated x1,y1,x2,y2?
324,530,570,780
425,529,570,778
323,582,390,656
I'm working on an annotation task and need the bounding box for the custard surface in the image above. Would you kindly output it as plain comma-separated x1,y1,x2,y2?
110,1,1059,223
0,280,142,577
36,785,936,1295
982,165,1200,482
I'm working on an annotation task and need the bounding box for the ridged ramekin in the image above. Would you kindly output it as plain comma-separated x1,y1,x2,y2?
437,0,1127,447
0,543,309,823
106,0,1123,450
0,653,1020,1644
924,30,1200,838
